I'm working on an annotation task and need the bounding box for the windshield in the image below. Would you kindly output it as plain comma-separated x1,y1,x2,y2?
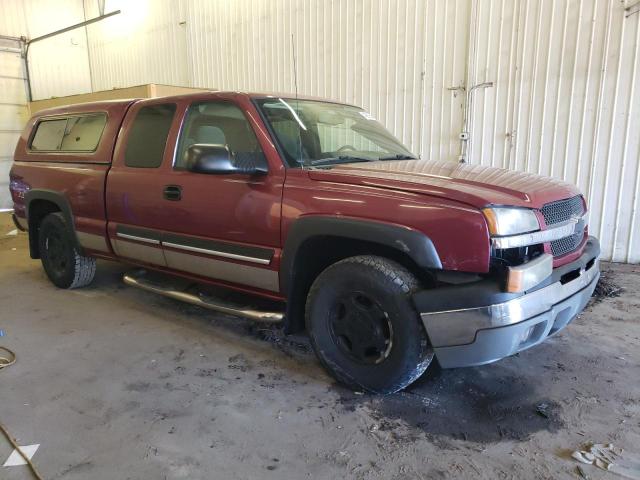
255,98,416,167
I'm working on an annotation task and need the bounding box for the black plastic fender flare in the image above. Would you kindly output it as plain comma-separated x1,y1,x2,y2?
280,216,442,332
280,216,442,291
24,189,84,258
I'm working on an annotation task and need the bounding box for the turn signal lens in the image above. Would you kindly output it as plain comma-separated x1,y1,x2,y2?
506,268,527,293
483,208,500,235
505,254,553,292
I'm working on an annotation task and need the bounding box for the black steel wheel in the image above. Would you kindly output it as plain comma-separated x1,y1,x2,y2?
306,255,433,393
329,291,393,365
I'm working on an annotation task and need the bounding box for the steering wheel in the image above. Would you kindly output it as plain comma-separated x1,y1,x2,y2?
337,145,357,153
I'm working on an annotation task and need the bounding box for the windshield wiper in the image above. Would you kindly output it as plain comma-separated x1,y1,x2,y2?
309,155,375,167
378,154,417,161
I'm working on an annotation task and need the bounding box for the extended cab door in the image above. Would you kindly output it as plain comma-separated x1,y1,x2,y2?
105,99,177,266
106,94,286,294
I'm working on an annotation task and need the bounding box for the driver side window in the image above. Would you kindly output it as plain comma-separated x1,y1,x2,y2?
174,101,263,169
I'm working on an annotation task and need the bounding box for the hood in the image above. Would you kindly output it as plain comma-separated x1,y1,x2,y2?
307,160,580,209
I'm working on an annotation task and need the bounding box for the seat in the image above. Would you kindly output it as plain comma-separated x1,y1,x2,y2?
194,125,226,145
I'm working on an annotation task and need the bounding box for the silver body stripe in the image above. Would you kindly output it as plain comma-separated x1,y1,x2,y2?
162,241,271,265
116,232,160,245
163,249,279,291
76,231,110,252
112,239,166,266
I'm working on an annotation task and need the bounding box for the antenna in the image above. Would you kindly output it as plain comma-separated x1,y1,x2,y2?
291,34,303,166
291,34,299,100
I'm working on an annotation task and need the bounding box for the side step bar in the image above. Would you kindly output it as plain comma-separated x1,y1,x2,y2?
123,272,284,323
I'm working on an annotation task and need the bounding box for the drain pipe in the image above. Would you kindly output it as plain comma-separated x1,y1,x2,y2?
449,81,493,163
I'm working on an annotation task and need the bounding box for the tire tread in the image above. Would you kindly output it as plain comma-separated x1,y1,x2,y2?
306,255,433,394
40,212,96,289
68,248,97,289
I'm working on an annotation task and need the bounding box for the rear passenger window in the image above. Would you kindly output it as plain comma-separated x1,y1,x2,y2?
30,114,107,152
60,115,107,151
125,104,177,168
30,119,68,151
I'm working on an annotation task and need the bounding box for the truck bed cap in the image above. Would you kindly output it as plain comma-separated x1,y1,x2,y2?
32,98,140,118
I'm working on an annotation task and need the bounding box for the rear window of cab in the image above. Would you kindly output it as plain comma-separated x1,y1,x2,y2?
29,113,107,153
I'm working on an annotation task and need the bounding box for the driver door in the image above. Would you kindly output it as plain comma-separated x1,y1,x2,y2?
153,98,285,293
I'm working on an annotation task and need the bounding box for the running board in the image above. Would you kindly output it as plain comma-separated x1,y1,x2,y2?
123,272,284,323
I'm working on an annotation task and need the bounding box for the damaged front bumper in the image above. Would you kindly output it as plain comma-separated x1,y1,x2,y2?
413,237,600,368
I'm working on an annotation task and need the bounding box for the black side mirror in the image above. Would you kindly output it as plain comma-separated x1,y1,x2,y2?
185,144,268,175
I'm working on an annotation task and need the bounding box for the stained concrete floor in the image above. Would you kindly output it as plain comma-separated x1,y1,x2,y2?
0,213,638,480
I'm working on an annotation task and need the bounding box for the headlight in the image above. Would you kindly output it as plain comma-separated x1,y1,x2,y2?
482,207,540,236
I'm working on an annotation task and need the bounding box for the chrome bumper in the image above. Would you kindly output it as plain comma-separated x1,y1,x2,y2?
418,239,600,368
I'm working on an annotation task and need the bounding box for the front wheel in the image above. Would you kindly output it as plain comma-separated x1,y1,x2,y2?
38,212,96,289
306,255,433,393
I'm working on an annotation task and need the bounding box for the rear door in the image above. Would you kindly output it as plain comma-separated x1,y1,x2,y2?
105,99,177,267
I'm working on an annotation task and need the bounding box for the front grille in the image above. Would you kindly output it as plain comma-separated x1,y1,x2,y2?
550,231,584,256
542,195,586,257
541,195,584,226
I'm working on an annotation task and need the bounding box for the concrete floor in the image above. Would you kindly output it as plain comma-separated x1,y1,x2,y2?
0,212,638,480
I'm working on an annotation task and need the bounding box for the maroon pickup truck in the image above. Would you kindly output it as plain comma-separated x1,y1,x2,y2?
9,91,600,393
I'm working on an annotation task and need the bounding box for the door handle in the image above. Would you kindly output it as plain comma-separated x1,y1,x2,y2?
163,185,182,201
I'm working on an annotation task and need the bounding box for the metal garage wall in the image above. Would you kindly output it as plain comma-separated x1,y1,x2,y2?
182,0,472,161
0,0,92,100
0,0,92,209
6,0,640,262
83,0,190,91
0,38,28,210
84,0,470,159
467,0,640,263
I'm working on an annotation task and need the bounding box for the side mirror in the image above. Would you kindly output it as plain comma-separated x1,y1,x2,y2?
185,144,268,175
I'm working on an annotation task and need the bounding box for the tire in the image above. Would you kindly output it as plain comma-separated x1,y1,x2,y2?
306,255,434,394
38,212,96,289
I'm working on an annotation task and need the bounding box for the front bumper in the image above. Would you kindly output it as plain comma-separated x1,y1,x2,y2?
414,237,600,368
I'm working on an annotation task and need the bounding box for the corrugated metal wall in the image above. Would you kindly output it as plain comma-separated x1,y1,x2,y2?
3,0,640,261
83,0,471,159
0,0,92,98
0,38,29,210
467,0,640,263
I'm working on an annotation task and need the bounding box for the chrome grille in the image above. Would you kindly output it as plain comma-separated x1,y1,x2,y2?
542,195,586,257
550,231,584,256
541,195,584,226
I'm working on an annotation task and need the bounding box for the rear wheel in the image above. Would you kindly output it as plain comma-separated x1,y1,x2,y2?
306,255,433,393
38,212,96,289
